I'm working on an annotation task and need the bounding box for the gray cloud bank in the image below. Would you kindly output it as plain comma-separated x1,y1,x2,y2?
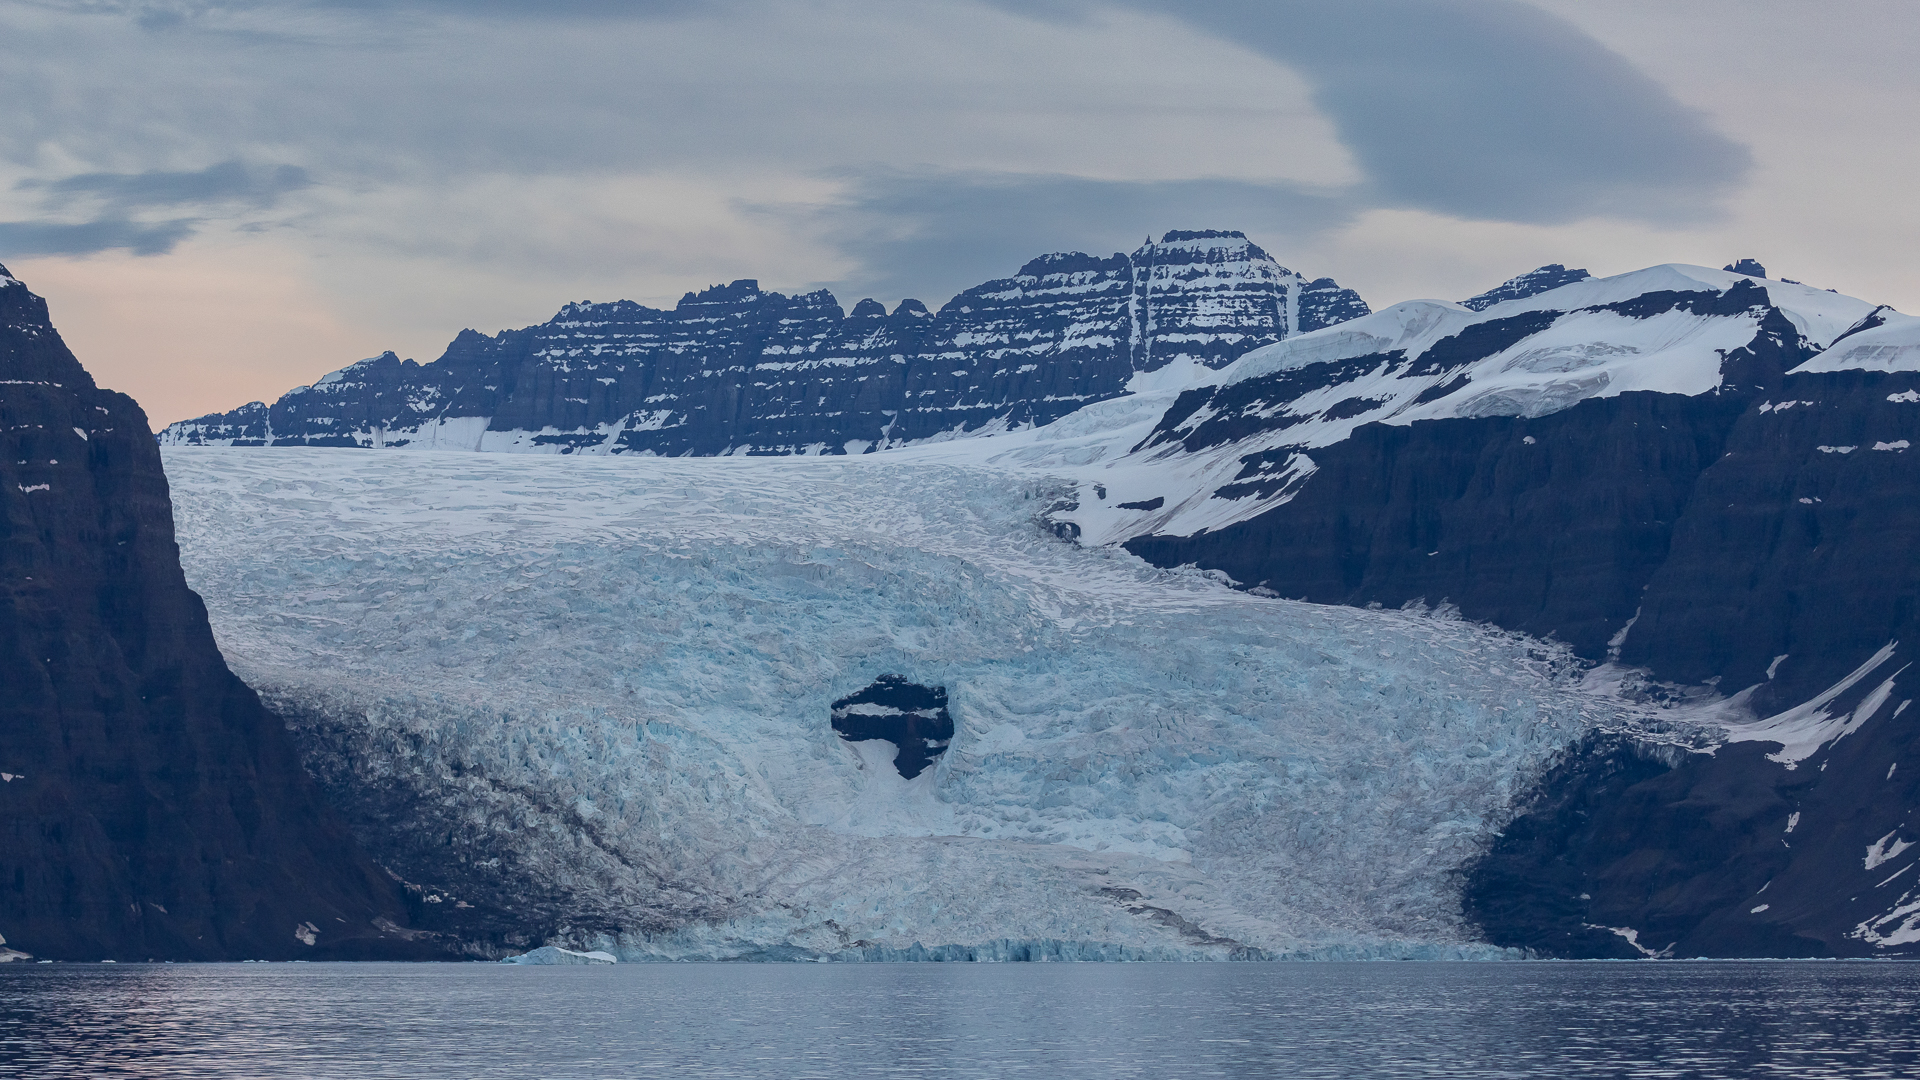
0,218,194,258
1140,0,1752,225
797,171,1360,306
1,0,1753,306
5,161,311,255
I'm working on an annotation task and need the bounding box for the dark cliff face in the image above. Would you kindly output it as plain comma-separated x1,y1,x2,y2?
1457,366,1920,958
1128,390,1749,660
0,265,436,961
1621,369,1920,709
161,231,1370,456
1468,687,1920,959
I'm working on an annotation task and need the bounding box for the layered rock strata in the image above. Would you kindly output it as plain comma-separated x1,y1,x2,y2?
160,231,1368,456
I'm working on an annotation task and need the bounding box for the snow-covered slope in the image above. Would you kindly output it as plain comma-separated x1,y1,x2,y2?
1051,264,1884,545
163,446,1620,960
1789,306,1920,374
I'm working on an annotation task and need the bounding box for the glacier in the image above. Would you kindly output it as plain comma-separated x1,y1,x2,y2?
163,445,1632,960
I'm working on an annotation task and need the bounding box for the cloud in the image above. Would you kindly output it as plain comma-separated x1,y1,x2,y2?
0,0,1777,367
296,0,708,17
789,170,1360,306
0,217,195,256
1127,0,1753,225
0,160,310,259
26,161,311,211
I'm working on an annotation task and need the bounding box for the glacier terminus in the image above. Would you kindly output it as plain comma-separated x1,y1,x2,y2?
164,444,1616,961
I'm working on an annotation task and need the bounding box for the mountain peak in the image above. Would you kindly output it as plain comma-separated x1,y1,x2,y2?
1016,251,1128,277
1159,229,1247,244
1461,264,1593,311
678,279,765,307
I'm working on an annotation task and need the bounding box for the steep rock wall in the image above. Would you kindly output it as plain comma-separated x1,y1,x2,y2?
0,264,437,961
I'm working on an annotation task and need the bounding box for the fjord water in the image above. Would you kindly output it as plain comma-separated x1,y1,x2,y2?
4,963,1917,1078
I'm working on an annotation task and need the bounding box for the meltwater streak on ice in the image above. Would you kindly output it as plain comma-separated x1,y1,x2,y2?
8,963,1920,1079
164,448,1617,959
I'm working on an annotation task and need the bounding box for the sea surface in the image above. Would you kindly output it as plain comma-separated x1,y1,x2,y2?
4,961,1918,1078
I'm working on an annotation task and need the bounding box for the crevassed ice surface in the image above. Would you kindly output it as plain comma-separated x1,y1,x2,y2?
164,447,1618,960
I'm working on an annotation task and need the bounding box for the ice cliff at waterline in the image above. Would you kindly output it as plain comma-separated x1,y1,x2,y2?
164,447,1616,960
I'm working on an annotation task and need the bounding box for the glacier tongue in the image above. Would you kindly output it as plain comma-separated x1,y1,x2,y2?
163,447,1615,960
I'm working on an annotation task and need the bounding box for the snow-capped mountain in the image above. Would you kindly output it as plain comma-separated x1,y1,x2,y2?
1067,264,1898,694
1065,262,1880,550
159,231,1368,457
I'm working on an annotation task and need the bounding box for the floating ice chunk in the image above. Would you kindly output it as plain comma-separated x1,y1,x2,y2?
1583,924,1672,958
501,946,617,965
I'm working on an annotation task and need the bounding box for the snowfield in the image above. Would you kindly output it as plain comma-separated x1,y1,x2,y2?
165,446,1624,960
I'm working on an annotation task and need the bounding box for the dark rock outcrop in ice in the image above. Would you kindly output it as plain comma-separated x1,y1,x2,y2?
831,676,954,780
0,263,437,962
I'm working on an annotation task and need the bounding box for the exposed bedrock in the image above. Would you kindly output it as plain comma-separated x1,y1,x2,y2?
829,675,954,779
1127,389,1746,666
0,264,438,961
1126,370,1920,711
1466,704,1920,959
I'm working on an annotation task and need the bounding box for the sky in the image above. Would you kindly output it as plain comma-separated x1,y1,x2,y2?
1,0,1916,427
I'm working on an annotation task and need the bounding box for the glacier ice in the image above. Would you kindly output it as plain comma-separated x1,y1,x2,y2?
163,446,1626,960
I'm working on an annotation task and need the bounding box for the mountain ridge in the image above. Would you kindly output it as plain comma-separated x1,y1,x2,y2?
159,230,1369,456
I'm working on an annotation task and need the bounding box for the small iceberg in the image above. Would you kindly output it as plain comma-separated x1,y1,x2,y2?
500,946,617,965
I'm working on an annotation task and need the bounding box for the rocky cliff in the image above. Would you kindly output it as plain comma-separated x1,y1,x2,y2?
159,231,1368,456
0,263,438,961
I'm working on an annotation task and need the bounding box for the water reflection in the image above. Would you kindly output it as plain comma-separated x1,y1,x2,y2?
3,961,1918,1078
